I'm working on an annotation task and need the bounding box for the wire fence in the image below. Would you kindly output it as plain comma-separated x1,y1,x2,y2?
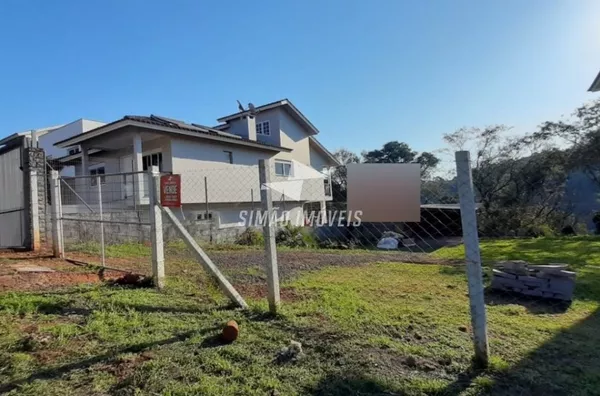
45,151,589,366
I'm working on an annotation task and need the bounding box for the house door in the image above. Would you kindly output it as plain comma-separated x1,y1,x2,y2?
120,155,134,200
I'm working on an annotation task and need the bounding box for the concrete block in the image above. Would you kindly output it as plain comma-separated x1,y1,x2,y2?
493,269,517,279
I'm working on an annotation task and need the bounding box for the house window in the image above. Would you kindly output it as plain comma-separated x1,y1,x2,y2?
224,151,233,164
196,212,213,221
68,147,80,156
90,166,106,186
275,160,292,176
256,121,270,136
143,152,163,171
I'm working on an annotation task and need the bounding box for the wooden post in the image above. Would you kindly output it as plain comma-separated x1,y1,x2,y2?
148,166,165,289
258,159,280,313
455,150,489,367
50,171,63,258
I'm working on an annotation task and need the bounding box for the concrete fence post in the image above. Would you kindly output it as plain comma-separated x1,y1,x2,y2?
148,166,165,289
50,170,64,258
455,150,489,367
258,159,280,313
29,170,41,251
97,176,106,268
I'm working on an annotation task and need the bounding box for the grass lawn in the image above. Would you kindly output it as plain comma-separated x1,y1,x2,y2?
1,238,600,395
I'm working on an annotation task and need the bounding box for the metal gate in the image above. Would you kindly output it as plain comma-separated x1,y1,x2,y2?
0,144,26,248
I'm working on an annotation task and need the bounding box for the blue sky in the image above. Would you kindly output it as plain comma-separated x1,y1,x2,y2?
1,0,599,157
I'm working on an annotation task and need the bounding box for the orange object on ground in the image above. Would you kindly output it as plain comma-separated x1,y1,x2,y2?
221,320,239,342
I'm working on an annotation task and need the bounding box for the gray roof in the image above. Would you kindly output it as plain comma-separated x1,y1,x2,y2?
54,114,291,151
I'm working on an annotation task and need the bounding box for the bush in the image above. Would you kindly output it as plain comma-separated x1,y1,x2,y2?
235,228,264,246
560,225,576,236
275,223,317,248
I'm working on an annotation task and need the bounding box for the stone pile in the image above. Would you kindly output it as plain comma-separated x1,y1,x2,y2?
491,260,576,301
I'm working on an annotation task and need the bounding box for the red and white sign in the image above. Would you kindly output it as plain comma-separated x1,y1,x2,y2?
160,174,181,207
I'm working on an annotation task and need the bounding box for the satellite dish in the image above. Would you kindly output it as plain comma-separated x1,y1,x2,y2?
236,100,245,112
248,102,256,116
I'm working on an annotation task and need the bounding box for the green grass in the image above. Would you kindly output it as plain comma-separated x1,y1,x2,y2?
1,237,600,394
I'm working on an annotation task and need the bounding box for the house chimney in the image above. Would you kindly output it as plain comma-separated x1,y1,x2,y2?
246,115,256,141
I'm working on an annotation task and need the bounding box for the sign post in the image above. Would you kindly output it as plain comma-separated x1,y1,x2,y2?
160,174,181,208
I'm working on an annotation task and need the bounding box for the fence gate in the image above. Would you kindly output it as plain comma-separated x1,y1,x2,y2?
0,144,26,248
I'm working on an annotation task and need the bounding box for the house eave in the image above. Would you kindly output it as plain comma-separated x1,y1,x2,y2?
54,119,292,153
217,99,320,135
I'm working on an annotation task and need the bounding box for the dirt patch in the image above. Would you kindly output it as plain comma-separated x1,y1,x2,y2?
0,271,126,292
234,284,307,302
0,249,151,292
99,351,155,381
206,250,460,284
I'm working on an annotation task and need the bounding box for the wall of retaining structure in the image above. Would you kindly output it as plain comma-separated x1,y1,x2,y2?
61,211,244,246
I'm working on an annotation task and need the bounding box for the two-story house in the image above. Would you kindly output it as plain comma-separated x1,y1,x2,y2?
53,99,339,228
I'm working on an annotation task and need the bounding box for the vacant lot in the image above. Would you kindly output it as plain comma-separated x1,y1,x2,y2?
1,238,599,395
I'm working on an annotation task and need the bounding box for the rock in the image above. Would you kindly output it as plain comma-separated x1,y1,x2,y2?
277,340,304,362
421,362,437,372
221,320,239,343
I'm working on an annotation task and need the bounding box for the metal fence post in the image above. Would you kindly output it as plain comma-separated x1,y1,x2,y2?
50,170,63,258
455,150,489,367
148,166,165,289
258,159,280,313
97,176,106,267
30,170,40,251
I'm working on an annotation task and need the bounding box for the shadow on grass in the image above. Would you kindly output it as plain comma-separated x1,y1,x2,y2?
113,302,238,315
0,326,220,394
309,372,398,396
487,307,600,395
484,288,572,314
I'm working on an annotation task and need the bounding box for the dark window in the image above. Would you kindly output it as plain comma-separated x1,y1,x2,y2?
90,167,106,186
224,151,233,164
256,121,270,136
143,153,163,171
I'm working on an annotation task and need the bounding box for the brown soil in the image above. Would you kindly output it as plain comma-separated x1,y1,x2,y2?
0,249,142,292
207,250,460,284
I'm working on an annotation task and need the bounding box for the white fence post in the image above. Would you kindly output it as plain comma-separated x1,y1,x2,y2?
148,166,165,289
455,150,489,367
50,170,63,258
97,176,106,268
30,169,40,251
258,159,280,314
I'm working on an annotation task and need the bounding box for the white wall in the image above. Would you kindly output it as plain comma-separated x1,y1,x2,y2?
39,119,105,159
226,109,282,147
276,110,311,165
309,141,332,171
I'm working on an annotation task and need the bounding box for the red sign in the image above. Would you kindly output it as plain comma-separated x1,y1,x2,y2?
160,174,181,207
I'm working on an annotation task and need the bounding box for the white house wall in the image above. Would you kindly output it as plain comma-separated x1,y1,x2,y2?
226,109,282,147
277,109,311,165
309,143,331,172
40,119,105,159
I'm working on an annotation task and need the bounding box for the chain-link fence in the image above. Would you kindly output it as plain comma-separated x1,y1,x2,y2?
46,151,592,366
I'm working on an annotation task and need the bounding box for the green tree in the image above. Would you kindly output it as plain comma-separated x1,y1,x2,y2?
361,141,440,177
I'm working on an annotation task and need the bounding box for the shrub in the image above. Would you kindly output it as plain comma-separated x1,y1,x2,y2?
275,223,317,248
235,228,264,246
